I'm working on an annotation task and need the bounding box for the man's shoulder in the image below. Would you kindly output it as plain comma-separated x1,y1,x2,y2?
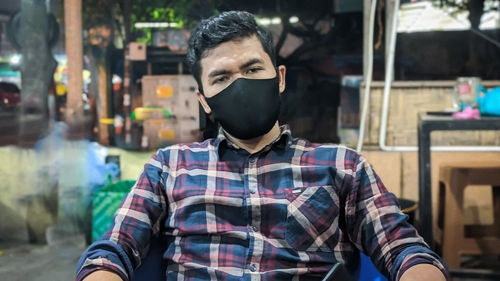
290,137,364,169
158,138,214,153
291,137,360,155
154,138,215,160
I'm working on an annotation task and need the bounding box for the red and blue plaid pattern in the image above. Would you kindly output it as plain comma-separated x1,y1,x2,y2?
76,125,448,281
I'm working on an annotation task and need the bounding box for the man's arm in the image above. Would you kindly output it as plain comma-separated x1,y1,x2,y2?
400,264,446,281
76,151,168,281
344,154,449,281
82,270,123,281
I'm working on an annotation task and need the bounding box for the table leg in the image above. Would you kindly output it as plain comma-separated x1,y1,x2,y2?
418,121,433,246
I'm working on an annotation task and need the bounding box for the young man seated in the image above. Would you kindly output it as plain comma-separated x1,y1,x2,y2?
76,11,448,281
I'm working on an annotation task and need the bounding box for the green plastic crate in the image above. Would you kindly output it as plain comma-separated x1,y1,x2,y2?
92,180,135,241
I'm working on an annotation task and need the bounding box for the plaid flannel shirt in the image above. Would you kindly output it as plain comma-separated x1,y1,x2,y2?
76,125,448,281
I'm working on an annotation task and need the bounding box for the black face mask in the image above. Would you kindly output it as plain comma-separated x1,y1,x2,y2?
205,74,281,140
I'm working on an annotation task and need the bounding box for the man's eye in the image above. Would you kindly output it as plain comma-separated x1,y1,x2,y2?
247,67,262,74
213,77,227,84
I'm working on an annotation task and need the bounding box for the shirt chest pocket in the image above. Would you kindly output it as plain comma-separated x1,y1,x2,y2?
285,185,340,252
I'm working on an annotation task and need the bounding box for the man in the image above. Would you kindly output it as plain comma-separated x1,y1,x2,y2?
76,11,448,281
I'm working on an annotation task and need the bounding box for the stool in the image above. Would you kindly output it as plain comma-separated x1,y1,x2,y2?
437,162,500,269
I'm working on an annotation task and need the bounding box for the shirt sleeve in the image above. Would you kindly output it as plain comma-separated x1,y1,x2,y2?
344,155,449,281
75,150,168,281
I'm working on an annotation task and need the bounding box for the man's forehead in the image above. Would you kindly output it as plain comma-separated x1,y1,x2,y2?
201,35,258,54
200,36,269,73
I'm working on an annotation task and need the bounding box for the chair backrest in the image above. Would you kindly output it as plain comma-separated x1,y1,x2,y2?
133,235,167,281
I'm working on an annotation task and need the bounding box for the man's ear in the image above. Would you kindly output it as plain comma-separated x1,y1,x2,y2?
197,91,212,114
278,65,286,94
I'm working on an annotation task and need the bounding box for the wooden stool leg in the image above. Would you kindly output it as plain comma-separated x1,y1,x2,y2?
438,181,445,231
436,181,446,256
493,186,500,237
442,169,466,269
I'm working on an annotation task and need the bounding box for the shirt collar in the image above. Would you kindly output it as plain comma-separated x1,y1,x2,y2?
214,124,292,157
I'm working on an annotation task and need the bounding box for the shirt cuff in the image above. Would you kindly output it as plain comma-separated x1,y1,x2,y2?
391,245,450,281
75,240,134,281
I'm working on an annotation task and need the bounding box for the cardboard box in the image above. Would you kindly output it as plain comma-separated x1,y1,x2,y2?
129,42,146,61
143,117,200,148
141,75,202,148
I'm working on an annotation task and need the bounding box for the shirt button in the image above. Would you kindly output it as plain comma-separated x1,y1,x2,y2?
250,189,256,194
252,226,258,232
249,157,257,163
249,264,257,272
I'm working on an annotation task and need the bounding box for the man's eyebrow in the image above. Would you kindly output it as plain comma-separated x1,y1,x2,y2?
207,58,265,78
241,58,264,69
208,69,230,78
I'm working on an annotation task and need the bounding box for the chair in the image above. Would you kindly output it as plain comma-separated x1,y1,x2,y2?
133,235,167,280
437,162,500,269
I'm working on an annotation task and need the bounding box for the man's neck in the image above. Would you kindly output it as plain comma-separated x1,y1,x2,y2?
224,122,280,155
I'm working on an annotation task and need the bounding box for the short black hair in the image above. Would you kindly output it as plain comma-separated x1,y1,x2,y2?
186,11,276,93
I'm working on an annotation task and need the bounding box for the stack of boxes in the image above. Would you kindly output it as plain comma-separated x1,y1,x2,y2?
141,75,202,149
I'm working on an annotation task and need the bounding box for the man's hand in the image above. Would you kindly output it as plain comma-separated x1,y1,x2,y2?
81,270,123,281
400,264,447,281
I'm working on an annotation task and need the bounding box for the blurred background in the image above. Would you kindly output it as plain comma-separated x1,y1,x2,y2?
0,0,499,280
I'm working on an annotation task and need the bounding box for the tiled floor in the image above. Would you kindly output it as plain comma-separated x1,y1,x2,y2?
0,240,85,281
